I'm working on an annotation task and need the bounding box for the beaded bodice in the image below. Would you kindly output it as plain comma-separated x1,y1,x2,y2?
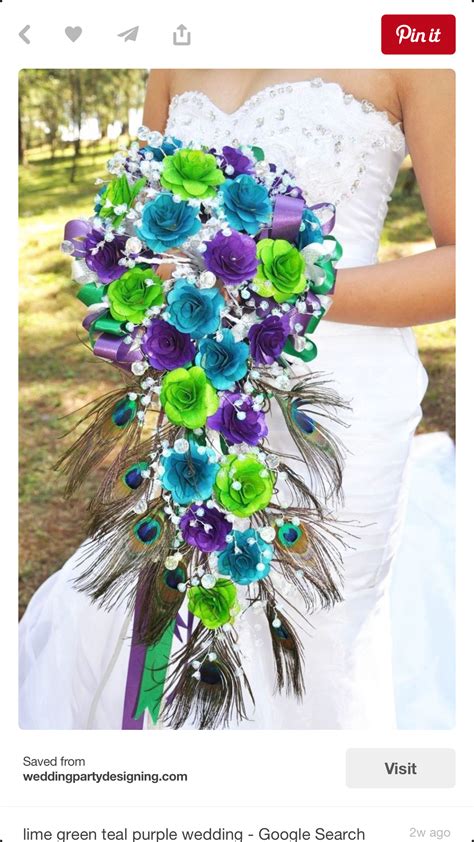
165,78,407,268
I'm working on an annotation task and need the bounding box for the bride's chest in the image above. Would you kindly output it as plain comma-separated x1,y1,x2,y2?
164,79,406,208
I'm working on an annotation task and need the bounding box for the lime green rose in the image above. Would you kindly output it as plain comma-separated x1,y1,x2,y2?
107,267,164,324
188,579,239,629
254,238,307,303
161,149,225,200
214,454,275,517
98,174,146,226
160,365,219,429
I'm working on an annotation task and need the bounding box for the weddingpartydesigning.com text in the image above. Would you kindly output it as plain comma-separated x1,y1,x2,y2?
22,771,188,785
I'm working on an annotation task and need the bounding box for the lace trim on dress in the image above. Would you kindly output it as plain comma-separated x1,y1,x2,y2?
165,77,406,208
168,77,405,147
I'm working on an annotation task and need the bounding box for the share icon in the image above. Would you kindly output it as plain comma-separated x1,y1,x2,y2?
118,26,139,42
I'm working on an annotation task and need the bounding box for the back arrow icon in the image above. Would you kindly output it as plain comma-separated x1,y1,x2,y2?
19,25,31,44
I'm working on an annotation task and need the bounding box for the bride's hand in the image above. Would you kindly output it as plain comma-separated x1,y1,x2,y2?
154,249,183,282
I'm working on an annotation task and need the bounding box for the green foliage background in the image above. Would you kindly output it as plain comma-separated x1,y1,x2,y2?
18,70,455,613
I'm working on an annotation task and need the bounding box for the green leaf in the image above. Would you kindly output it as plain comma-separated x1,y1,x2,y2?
134,621,175,724
251,146,265,161
283,337,318,363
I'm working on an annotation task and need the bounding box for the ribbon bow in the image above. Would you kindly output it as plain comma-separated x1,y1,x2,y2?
77,282,144,371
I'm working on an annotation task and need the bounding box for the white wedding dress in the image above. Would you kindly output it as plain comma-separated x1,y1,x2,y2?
19,79,436,730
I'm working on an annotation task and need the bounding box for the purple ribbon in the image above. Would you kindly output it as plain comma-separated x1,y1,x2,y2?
310,202,336,235
259,197,336,243
173,608,196,643
64,219,91,257
82,310,144,372
271,194,305,242
259,194,305,243
305,290,325,313
122,584,147,730
284,310,313,335
93,332,143,371
82,310,107,331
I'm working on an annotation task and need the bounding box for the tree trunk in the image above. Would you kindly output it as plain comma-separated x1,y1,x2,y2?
18,112,24,165
18,83,25,165
70,71,83,184
402,166,417,197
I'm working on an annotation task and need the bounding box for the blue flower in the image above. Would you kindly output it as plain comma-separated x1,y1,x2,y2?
220,175,272,235
196,329,249,390
137,192,201,252
297,208,324,250
217,528,273,585
94,185,107,215
140,136,183,162
161,440,219,506
165,279,224,340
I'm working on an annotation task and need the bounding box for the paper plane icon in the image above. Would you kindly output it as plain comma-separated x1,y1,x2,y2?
118,26,139,42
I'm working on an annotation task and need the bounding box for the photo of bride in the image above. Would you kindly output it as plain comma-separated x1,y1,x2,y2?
18,68,455,731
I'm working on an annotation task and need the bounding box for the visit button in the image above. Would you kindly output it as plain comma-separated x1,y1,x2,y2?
346,748,455,788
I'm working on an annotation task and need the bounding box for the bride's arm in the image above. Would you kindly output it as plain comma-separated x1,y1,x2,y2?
327,70,455,327
143,70,172,134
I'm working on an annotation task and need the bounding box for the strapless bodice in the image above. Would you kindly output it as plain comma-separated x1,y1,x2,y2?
165,77,407,269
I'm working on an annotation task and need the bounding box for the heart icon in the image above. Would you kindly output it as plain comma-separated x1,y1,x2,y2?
65,26,82,42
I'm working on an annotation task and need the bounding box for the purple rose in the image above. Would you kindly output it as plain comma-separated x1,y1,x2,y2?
84,229,128,283
143,320,196,371
248,315,290,365
207,392,268,446
220,146,255,178
203,230,258,286
180,503,232,553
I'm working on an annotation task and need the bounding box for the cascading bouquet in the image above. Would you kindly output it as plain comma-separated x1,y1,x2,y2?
60,129,346,729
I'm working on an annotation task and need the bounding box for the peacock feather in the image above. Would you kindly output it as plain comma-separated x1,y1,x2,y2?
160,624,254,729
134,561,189,647
253,500,346,612
264,599,305,699
55,386,143,497
74,500,175,609
85,427,177,538
256,371,349,505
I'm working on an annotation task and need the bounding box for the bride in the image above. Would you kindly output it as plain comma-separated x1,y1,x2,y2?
19,69,455,729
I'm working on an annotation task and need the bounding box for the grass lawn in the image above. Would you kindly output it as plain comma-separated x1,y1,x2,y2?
18,145,455,614
20,145,123,612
